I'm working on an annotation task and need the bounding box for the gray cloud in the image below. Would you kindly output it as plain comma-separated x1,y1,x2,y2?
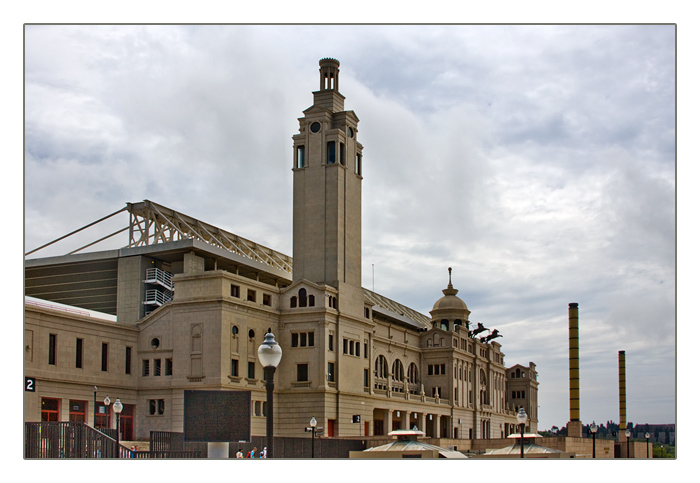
23,24,675,429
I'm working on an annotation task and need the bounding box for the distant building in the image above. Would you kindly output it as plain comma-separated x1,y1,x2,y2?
24,58,538,443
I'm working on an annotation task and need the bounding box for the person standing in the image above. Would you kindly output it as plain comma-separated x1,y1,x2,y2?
236,448,244,458
261,446,267,458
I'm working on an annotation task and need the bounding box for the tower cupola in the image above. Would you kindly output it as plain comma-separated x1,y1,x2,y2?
319,58,340,91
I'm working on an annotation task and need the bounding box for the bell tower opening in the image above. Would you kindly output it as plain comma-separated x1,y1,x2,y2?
319,58,340,91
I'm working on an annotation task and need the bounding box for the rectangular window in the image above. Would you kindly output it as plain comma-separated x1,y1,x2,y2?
125,347,132,375
231,359,239,377
340,142,345,165
69,400,86,423
248,361,255,379
296,145,305,168
154,358,162,376
247,289,256,302
142,359,150,376
328,362,335,382
292,332,314,348
101,343,108,372
364,342,368,359
48,333,57,365
356,341,361,357
149,399,165,416
165,358,173,376
343,338,348,354
263,293,272,306
231,284,240,298
355,153,362,175
297,363,309,382
364,368,369,387
327,141,336,164
329,334,334,351
75,338,83,369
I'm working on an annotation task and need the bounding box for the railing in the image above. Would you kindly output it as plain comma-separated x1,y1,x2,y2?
25,422,132,459
144,288,173,306
25,423,206,459
145,267,174,290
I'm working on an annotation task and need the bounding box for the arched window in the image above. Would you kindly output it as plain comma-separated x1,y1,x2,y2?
299,288,307,308
290,296,297,308
375,355,388,379
407,363,419,384
392,360,404,382
455,319,462,327
191,325,202,352
440,319,449,331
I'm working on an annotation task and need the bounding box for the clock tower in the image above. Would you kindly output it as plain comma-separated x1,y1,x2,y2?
292,58,364,315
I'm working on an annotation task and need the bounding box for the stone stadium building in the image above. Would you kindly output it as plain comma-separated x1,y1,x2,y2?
24,58,539,446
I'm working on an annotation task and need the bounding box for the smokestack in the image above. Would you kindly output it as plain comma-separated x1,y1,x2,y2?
567,303,582,437
619,350,627,439
569,303,580,421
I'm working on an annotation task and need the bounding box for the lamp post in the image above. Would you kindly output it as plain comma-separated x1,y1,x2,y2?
93,386,97,427
625,429,631,458
516,407,527,459
257,329,282,459
645,432,650,458
103,394,110,421
113,398,123,458
310,417,317,458
590,421,598,459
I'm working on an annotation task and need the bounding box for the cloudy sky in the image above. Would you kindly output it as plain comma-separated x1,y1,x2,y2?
23,24,677,431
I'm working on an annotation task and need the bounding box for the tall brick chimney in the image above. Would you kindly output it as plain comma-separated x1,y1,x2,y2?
619,350,627,441
567,303,582,437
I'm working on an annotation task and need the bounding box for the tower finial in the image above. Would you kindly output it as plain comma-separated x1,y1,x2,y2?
448,267,453,288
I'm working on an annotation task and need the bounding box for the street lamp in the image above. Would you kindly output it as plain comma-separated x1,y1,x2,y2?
625,429,631,458
516,407,527,459
645,432,650,458
93,386,97,427
113,399,123,458
590,421,598,459
257,328,282,458
310,417,317,458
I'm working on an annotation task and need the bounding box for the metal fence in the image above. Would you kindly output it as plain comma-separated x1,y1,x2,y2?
25,422,129,458
224,435,366,459
26,424,365,459
152,431,366,458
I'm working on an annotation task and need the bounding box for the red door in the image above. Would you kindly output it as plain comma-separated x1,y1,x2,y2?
327,419,335,437
119,404,134,440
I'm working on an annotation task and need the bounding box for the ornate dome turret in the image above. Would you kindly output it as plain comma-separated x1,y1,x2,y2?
432,267,468,311
429,268,471,332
